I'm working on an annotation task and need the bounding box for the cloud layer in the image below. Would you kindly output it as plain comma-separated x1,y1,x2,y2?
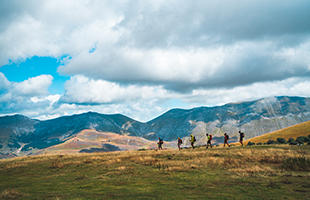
0,0,310,121
1,72,310,122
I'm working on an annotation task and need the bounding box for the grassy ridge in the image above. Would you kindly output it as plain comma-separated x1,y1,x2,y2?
0,145,310,199
34,130,176,156
245,120,310,145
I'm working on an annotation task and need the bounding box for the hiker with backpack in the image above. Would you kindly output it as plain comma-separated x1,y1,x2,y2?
158,137,163,150
223,133,230,147
206,133,212,148
177,137,182,150
190,134,196,149
239,131,245,147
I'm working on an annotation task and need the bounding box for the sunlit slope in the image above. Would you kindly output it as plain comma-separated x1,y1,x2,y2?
245,120,310,145
34,129,177,155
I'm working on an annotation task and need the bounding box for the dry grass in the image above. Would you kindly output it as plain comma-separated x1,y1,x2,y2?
245,120,310,145
229,165,274,177
1,146,309,178
0,145,309,199
0,188,28,199
53,147,305,173
2,161,27,170
66,147,302,176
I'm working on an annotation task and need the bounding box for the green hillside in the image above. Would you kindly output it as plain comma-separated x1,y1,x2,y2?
0,145,309,199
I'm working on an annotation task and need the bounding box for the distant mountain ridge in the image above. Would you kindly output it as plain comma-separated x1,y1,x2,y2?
1,96,310,157
145,96,310,142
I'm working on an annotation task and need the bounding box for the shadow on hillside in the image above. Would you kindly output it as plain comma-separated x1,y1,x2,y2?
79,144,120,153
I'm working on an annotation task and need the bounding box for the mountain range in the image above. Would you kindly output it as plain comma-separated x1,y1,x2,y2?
0,96,310,157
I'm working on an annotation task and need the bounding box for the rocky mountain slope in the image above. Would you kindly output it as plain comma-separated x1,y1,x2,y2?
0,96,310,157
146,96,310,144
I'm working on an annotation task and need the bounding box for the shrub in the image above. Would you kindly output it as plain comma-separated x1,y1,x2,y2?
297,136,310,143
296,138,304,145
257,142,262,145
247,142,255,146
282,156,310,171
267,140,277,145
308,134,310,138
276,138,287,144
288,138,298,145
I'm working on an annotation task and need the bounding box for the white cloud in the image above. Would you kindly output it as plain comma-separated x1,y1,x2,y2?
186,77,310,106
0,1,122,66
0,72,10,91
1,0,310,121
60,75,172,104
31,94,61,105
58,40,310,92
2,76,309,122
12,75,53,96
1,0,310,89
0,74,56,115
58,47,224,84
54,75,310,122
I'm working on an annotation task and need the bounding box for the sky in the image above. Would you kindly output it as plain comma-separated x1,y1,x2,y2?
0,0,310,122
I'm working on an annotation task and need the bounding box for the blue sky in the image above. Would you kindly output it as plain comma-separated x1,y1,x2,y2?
0,56,69,94
0,0,310,121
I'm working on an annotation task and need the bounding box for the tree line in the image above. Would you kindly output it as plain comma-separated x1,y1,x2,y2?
247,135,310,146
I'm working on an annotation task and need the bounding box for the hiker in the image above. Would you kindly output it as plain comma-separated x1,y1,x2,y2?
239,131,245,147
190,134,196,149
177,137,182,150
206,133,212,148
223,133,230,147
158,137,163,150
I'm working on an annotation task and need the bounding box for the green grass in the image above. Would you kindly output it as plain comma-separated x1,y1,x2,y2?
0,145,310,199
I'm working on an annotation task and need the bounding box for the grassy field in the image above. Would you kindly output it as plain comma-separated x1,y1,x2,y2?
0,145,310,200
244,120,310,145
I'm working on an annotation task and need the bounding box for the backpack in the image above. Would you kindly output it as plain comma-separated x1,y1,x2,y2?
193,136,196,142
241,133,245,138
209,135,212,140
160,139,163,144
226,135,229,140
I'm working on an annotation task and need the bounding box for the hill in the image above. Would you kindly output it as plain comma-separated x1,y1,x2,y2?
33,129,176,155
0,145,309,199
245,120,310,145
1,96,310,157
